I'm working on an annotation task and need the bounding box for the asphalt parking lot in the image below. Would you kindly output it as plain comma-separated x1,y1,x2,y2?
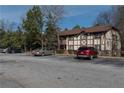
0,53,124,88
40,55,124,67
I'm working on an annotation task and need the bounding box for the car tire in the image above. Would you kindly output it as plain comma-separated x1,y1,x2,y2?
41,53,45,56
76,56,80,59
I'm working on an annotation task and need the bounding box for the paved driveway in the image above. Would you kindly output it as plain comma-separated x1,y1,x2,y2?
0,54,124,88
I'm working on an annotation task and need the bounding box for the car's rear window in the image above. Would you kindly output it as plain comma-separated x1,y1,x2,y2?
78,47,92,51
78,47,88,51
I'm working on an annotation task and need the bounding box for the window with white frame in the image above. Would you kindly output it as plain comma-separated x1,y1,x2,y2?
68,45,74,50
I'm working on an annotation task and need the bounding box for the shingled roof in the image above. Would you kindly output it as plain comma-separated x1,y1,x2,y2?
59,28,83,36
84,25,118,33
59,25,118,36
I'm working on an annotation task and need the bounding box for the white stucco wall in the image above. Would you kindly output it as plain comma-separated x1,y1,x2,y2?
66,37,68,50
106,30,112,39
74,45,80,50
65,29,121,52
94,39,100,45
112,30,121,50
105,30,121,51
81,40,86,46
101,34,105,44
68,41,73,45
105,30,112,50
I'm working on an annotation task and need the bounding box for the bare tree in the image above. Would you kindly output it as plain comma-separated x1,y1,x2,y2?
111,6,124,50
42,6,64,24
94,6,124,51
0,20,5,30
41,6,64,50
94,11,112,26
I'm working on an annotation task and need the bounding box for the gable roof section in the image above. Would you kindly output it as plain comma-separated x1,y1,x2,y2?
59,25,119,36
84,25,118,33
59,28,83,36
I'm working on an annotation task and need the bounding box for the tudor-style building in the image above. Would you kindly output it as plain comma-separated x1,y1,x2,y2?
59,25,121,56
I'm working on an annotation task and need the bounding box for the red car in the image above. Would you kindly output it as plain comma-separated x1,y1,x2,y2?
76,46,98,60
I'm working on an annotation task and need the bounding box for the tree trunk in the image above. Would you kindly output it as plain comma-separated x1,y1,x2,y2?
30,47,32,52
57,32,60,50
24,44,27,52
42,39,43,49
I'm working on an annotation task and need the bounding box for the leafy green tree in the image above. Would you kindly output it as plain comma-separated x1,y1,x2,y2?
10,26,24,48
64,28,68,31
72,25,81,29
0,31,10,48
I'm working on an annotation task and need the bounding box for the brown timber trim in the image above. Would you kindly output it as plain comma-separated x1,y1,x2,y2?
86,34,88,46
72,37,74,48
67,37,69,50
93,34,95,47
103,33,106,51
100,34,102,51
80,34,81,46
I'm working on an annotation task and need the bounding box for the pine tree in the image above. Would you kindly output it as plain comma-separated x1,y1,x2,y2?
45,14,58,50
22,6,44,51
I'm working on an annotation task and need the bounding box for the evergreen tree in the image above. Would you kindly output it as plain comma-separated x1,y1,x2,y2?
22,6,44,50
45,14,58,50
72,25,81,29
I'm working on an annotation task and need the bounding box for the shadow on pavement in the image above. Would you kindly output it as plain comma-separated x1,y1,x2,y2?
93,58,124,67
73,57,124,67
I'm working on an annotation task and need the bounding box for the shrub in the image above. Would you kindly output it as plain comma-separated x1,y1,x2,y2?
68,50,74,54
56,49,65,54
56,50,76,54
121,51,124,57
